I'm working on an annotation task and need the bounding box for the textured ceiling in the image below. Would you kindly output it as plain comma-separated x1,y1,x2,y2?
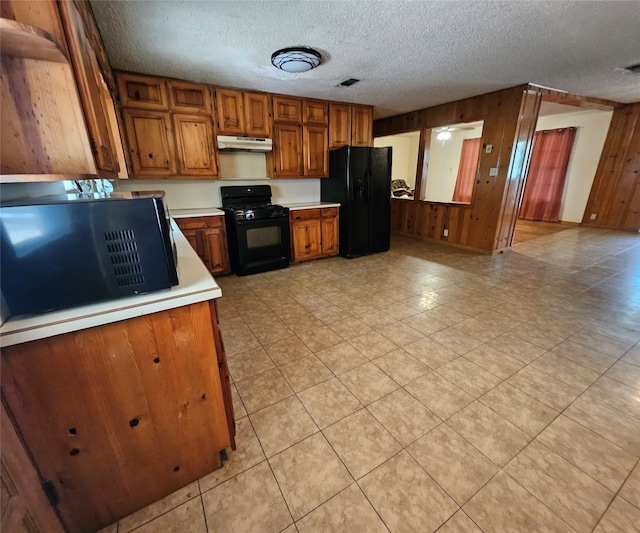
90,0,640,119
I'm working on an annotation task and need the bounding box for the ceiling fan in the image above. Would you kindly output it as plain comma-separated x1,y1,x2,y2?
435,123,478,141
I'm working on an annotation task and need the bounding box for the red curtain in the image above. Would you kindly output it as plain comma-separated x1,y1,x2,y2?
519,128,576,222
452,138,481,203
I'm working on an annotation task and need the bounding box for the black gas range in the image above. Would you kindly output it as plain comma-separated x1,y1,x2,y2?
221,185,291,276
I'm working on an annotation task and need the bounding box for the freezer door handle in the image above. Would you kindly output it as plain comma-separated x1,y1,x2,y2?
364,168,371,202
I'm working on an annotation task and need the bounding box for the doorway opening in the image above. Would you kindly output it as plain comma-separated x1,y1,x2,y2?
516,100,613,242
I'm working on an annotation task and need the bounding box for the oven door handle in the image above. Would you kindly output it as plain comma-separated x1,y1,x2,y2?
234,217,288,226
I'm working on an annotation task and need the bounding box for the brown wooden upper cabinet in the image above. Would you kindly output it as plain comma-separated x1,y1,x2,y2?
329,103,373,148
122,109,177,178
58,0,120,177
273,96,303,123
117,72,168,110
168,80,212,115
270,96,328,178
172,113,219,177
352,104,374,146
329,103,352,149
304,100,329,125
271,123,304,178
244,92,271,137
216,89,271,137
304,125,329,177
117,72,220,179
1,0,125,178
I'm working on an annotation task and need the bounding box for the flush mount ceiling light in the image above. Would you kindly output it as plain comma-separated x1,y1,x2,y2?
271,47,322,73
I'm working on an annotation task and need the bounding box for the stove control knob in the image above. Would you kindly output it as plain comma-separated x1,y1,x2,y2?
245,210,255,220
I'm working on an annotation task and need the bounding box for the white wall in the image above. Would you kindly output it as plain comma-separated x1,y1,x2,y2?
375,132,420,188
113,177,320,208
0,181,66,200
113,150,320,207
425,125,483,203
534,109,612,222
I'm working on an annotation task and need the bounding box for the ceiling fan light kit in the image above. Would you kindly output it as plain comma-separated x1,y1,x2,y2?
271,47,322,73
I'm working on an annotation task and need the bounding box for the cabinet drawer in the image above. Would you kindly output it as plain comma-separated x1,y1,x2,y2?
291,208,321,221
117,72,168,110
321,207,339,218
175,216,224,229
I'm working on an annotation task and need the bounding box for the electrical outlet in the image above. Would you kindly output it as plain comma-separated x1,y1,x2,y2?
489,167,499,177
485,144,493,153
590,213,597,220
443,229,449,237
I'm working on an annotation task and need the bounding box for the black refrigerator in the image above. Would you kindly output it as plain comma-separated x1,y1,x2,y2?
321,145,392,258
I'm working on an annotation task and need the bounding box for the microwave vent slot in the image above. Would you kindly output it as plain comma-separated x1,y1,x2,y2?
104,230,146,287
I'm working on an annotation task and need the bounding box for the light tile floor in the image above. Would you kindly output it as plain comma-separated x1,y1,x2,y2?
104,227,640,532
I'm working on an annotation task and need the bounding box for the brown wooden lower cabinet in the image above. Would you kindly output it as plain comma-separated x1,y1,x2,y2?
1,402,66,533
290,207,339,262
175,216,230,275
0,300,234,533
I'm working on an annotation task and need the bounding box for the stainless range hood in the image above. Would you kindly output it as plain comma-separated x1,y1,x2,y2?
217,135,273,152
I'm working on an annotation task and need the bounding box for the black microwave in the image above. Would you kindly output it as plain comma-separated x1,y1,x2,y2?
0,191,178,317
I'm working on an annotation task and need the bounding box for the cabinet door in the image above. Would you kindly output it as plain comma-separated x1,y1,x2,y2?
1,303,230,532
122,109,177,177
1,403,66,533
59,0,120,177
215,89,245,135
172,113,219,177
272,123,303,178
176,217,230,275
352,105,373,146
272,96,302,123
244,92,271,137
291,215,322,262
303,125,329,178
202,226,230,274
168,81,212,115
304,100,328,125
329,103,352,149
1,0,96,175
116,72,168,110
321,209,339,256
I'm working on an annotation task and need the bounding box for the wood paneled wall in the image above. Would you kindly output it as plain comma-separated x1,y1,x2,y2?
376,85,541,253
581,102,640,232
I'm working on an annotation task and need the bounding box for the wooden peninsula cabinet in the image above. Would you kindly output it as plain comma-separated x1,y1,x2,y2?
290,207,339,262
0,226,234,533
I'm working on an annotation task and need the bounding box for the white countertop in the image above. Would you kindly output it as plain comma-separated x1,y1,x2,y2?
0,220,222,348
170,203,340,216
171,207,225,218
283,202,341,210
